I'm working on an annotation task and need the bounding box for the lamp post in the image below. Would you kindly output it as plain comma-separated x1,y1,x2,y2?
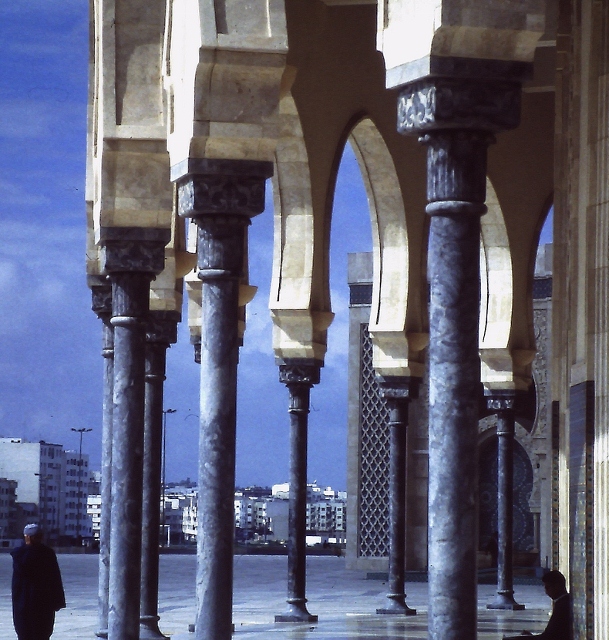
161,409,176,545
72,427,93,542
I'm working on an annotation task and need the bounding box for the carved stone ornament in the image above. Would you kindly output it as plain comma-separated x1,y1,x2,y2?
376,375,420,401
397,78,522,135
99,227,171,275
146,311,180,345
91,282,112,317
176,159,273,219
279,361,321,386
485,392,517,413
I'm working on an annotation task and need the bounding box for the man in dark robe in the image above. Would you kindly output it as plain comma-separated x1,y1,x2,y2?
503,570,573,640
11,524,66,640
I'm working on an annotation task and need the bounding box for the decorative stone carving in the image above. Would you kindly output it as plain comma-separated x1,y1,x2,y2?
99,227,171,275
90,279,113,317
175,159,273,219
398,79,521,135
532,307,549,437
278,361,322,386
376,375,420,401
146,311,181,346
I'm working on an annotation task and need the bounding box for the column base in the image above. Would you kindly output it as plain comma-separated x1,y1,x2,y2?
376,595,417,616
95,629,108,639
486,591,525,610
140,615,168,639
275,599,318,623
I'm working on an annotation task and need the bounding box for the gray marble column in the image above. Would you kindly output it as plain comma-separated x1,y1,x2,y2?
397,76,522,640
174,158,273,640
275,361,320,623
90,276,113,640
486,391,525,611
100,227,170,640
140,311,180,639
376,376,419,616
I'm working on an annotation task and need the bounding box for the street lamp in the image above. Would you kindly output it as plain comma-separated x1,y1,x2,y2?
161,409,176,545
71,427,93,542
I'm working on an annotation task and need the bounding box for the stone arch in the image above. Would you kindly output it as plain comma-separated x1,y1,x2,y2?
480,178,513,350
348,117,425,378
479,178,516,386
270,93,332,363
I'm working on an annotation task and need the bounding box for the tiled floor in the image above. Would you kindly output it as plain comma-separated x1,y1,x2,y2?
0,553,551,639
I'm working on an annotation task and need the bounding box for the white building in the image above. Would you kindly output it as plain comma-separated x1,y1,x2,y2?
0,477,17,543
163,491,194,545
182,493,198,542
64,450,91,539
234,494,268,533
87,494,102,540
0,437,92,541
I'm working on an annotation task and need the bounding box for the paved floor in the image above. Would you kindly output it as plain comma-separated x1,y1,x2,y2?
0,553,551,639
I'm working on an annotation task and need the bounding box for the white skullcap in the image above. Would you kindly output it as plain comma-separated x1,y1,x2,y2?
23,523,40,536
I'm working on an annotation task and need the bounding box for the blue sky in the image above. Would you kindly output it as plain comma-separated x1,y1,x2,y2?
0,2,372,491
0,3,552,492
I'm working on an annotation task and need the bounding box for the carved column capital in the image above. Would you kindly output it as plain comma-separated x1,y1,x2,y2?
89,276,113,318
397,77,521,136
278,359,322,387
146,311,180,346
174,159,273,283
99,227,171,275
484,389,528,414
175,158,273,219
376,375,420,402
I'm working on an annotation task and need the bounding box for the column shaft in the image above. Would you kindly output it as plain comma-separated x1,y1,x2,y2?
398,75,522,640
195,219,244,640
140,314,176,639
108,272,151,640
275,364,319,623
487,394,524,610
498,413,515,594
91,281,113,640
426,140,486,640
175,158,273,640
375,377,418,616
288,387,308,606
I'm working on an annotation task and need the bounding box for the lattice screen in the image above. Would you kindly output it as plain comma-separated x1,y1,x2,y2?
358,324,390,557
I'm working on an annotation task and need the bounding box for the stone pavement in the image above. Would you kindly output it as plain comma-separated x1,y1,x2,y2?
0,553,552,639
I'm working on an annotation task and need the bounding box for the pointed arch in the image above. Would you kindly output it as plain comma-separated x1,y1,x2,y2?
480,178,513,350
270,93,333,363
349,117,425,378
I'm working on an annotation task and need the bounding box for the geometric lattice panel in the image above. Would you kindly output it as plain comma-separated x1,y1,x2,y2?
358,324,390,558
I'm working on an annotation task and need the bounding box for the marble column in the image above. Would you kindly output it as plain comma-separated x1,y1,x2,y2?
100,227,171,640
275,361,320,623
90,276,114,640
376,376,419,616
486,391,525,610
174,158,273,640
397,76,522,639
140,311,180,639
